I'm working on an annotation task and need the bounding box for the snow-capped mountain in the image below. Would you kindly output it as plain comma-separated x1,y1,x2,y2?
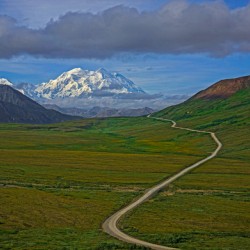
0,68,145,101
0,78,13,86
0,68,168,110
16,82,37,98
34,68,145,99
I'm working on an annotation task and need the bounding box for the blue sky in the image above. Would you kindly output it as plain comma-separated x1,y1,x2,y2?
0,0,249,96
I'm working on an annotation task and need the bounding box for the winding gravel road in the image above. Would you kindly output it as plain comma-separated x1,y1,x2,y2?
102,116,222,250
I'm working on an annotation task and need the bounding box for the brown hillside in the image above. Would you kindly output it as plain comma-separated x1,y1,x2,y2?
193,75,250,100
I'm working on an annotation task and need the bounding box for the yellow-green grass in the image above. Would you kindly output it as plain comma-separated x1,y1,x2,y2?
0,187,138,249
0,117,213,249
174,158,250,191
123,189,250,250
123,156,250,249
0,150,201,188
122,140,250,249
0,117,214,156
0,117,214,188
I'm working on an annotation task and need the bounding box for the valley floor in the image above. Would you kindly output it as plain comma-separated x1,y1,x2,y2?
0,116,249,249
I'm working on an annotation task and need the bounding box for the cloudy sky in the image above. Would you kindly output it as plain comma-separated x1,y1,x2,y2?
0,0,249,95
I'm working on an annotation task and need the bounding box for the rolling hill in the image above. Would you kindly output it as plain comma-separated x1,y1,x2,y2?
154,75,250,159
193,75,250,100
155,75,250,129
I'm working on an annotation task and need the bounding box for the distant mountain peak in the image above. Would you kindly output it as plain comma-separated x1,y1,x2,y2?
96,68,113,78
32,67,145,99
193,75,250,100
68,67,82,73
0,78,13,87
65,67,86,75
97,67,107,73
0,68,150,109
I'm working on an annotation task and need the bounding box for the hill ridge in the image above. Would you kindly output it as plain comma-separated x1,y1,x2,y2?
193,75,250,100
0,85,79,124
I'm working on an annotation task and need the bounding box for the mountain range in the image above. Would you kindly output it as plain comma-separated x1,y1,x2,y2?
0,68,158,117
1,69,249,122
13,68,145,100
1,74,249,124
43,104,154,118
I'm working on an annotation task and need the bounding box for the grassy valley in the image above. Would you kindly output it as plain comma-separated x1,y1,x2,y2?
0,117,214,249
1,78,249,250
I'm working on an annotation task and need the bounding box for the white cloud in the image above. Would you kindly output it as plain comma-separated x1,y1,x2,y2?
0,1,250,59
0,0,160,27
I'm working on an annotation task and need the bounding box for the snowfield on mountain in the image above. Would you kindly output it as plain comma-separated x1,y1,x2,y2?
16,68,145,100
0,68,183,110
0,78,13,87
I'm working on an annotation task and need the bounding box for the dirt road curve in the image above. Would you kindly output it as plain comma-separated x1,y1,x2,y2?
102,116,222,250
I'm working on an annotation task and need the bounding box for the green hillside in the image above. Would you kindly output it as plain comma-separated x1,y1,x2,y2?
155,87,250,130
123,82,250,249
155,86,250,160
